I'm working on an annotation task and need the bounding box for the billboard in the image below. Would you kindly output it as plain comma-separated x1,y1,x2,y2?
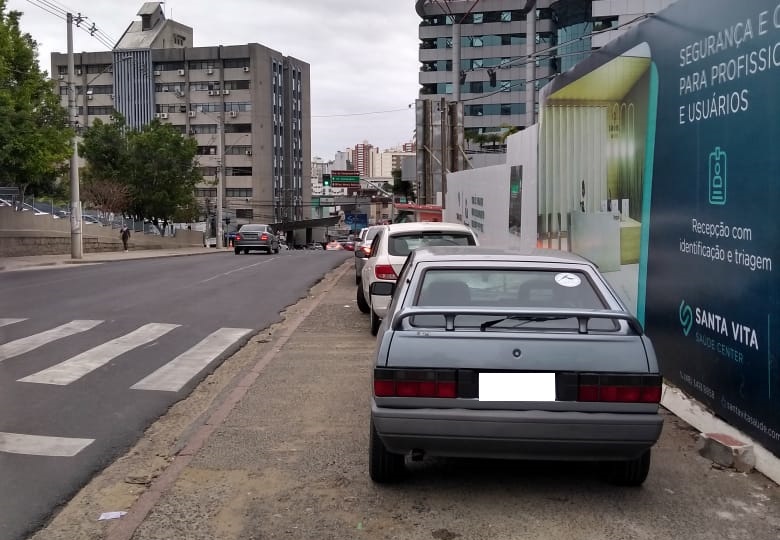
539,0,779,454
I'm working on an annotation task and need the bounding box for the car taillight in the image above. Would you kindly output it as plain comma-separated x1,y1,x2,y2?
374,368,457,398
260,233,268,241
577,374,662,403
235,234,241,241
374,264,397,280
361,246,371,255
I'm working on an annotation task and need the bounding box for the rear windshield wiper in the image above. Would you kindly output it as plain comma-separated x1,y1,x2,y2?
479,315,573,332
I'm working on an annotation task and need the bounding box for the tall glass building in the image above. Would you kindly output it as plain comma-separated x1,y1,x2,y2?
415,0,675,152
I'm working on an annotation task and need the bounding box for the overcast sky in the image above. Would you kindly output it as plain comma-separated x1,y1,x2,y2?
6,0,421,159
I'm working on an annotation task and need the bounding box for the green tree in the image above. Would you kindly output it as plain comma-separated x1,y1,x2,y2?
0,1,71,203
390,168,415,202
125,119,201,227
79,114,131,215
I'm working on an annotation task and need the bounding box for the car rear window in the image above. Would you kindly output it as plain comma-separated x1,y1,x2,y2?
388,232,476,256
412,269,616,331
365,228,380,243
241,225,268,232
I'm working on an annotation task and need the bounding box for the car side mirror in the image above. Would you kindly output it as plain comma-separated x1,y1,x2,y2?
370,281,395,296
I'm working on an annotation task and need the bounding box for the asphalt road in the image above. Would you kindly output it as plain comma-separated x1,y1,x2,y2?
0,249,351,540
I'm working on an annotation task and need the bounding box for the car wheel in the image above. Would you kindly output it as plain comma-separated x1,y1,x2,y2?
370,302,381,336
355,274,360,286
369,419,405,483
234,248,240,255
357,285,370,314
607,449,651,486
244,248,250,254
274,246,280,254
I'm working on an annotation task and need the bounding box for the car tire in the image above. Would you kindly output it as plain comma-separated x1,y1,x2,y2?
370,302,381,336
234,248,240,255
357,285,370,314
607,449,651,486
369,419,405,483
244,248,250,254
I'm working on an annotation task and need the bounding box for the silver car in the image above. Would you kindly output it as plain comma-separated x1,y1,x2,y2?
369,246,663,486
234,224,279,254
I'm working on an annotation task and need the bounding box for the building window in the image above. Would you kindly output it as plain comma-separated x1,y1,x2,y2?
154,62,185,71
88,106,114,115
188,60,214,70
223,58,249,69
471,13,483,23
196,146,218,155
225,167,252,176
226,188,252,198
225,145,253,155
190,124,218,135
195,188,217,198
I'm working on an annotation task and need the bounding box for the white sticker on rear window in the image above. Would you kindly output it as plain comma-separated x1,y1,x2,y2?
554,273,581,287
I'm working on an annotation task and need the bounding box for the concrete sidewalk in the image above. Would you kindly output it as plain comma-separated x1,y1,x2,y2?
0,246,228,272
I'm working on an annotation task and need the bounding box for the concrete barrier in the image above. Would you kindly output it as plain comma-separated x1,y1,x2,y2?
0,207,205,257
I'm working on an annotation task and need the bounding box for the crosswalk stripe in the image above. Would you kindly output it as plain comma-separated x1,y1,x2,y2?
130,327,252,392
19,323,180,386
0,432,94,457
0,318,27,328
0,320,103,362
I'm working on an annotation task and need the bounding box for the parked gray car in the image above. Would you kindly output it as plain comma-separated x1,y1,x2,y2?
234,224,279,254
369,246,663,486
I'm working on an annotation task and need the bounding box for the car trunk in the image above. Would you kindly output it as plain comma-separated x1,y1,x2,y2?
378,330,656,412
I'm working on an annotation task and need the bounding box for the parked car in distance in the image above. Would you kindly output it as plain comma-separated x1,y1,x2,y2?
233,224,280,254
354,225,383,286
307,242,324,250
360,222,479,334
368,246,663,486
337,237,355,251
325,241,344,250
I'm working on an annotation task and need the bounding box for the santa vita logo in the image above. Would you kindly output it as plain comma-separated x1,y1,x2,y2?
679,300,693,336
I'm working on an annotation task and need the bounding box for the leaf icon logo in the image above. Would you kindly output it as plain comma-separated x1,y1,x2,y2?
679,300,693,336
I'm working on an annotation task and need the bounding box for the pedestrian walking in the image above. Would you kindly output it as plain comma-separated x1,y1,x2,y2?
120,225,131,252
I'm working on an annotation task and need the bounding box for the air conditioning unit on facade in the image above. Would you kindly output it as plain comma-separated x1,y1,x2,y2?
110,94,114,100
229,110,238,118
178,69,185,76
222,89,230,95
206,67,214,75
207,90,215,96
243,66,250,73
76,69,82,76
87,95,93,100
154,112,161,118
153,70,161,76
188,110,196,117
245,150,252,156
160,113,169,119
58,74,65,80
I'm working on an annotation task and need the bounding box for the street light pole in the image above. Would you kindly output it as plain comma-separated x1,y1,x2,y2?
216,114,224,249
67,13,83,259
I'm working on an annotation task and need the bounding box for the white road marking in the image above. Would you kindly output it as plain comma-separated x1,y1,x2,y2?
131,327,252,392
198,258,277,283
0,318,26,328
19,323,180,385
0,432,94,457
0,320,103,362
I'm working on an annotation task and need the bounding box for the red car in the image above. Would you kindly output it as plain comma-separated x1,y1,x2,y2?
338,238,355,251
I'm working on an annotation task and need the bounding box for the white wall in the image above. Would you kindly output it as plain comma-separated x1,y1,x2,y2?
443,125,538,250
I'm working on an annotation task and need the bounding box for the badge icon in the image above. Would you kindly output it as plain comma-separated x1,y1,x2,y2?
708,147,727,205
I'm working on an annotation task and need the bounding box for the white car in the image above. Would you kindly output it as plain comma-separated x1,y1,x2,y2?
359,222,479,335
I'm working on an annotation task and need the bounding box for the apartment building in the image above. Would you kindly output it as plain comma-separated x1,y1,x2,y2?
51,2,311,225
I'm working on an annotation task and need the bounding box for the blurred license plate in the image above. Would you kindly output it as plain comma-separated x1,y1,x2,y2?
478,373,556,401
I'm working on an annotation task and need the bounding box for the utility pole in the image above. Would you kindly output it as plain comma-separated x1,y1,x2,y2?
67,13,83,259
216,115,225,248
216,49,225,248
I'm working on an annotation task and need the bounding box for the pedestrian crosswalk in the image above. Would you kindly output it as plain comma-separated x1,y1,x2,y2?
0,318,253,457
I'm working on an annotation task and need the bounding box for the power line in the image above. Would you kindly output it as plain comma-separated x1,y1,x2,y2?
24,0,116,50
312,106,414,119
